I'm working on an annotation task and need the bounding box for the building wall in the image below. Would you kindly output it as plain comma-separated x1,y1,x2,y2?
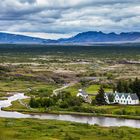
77,93,88,99
114,97,139,105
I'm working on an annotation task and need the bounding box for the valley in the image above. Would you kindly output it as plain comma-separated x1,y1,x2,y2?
0,44,140,140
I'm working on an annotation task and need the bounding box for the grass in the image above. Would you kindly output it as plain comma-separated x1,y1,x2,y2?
63,84,112,96
0,44,140,139
0,118,140,140
0,80,56,93
63,83,81,96
3,99,46,113
0,97,7,100
85,85,112,94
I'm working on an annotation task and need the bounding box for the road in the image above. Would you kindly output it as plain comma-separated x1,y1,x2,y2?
53,81,78,96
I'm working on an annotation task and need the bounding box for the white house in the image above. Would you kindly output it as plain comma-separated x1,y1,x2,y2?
77,89,88,99
105,93,139,105
77,89,91,103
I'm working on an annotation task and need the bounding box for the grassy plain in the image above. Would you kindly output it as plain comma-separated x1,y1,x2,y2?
0,44,140,95
0,118,140,140
0,44,140,139
1,44,140,114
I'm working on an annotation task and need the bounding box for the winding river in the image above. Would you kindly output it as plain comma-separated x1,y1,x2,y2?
0,93,140,128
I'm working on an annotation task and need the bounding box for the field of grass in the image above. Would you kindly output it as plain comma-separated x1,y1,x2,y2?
63,83,81,96
3,99,45,113
0,118,140,140
0,44,140,94
63,84,112,96
0,44,140,140
85,85,112,94
83,104,140,116
0,79,56,93
0,97,7,100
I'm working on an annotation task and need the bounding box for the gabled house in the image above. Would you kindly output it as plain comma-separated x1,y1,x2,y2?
105,93,139,105
77,89,88,99
77,89,91,103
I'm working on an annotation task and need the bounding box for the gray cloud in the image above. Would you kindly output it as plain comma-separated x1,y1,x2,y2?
0,0,140,38
18,0,36,3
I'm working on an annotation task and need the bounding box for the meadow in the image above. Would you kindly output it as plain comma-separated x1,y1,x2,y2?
0,44,140,94
0,118,140,140
0,44,140,140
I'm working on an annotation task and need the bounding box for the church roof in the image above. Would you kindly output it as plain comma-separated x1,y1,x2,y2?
106,93,139,100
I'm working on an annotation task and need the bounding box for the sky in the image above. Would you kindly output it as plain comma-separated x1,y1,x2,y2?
0,0,140,39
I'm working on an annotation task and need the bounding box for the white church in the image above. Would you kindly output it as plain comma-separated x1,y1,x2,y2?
105,93,139,105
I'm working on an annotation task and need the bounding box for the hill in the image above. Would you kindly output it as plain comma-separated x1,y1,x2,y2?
58,31,140,43
0,31,140,44
0,32,56,44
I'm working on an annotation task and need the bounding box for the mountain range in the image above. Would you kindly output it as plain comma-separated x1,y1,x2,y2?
0,31,140,44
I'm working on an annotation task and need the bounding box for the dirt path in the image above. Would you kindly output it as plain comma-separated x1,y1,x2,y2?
53,81,78,96
18,99,30,109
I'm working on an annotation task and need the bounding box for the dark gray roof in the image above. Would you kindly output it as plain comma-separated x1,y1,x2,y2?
106,93,139,100
80,90,88,96
116,93,139,100
115,93,129,98
131,93,139,100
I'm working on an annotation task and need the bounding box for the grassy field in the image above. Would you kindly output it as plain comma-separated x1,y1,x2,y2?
85,85,112,94
0,80,54,92
0,118,140,140
63,83,81,96
0,44,140,95
63,84,112,96
0,44,140,139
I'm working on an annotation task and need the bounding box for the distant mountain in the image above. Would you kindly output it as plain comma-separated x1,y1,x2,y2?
0,31,140,44
58,31,140,43
0,32,56,44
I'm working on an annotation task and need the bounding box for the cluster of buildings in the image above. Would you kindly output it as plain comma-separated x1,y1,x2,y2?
77,89,139,105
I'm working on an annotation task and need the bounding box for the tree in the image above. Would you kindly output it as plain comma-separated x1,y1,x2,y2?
95,86,107,105
91,98,97,105
29,97,39,108
113,84,116,93
43,98,54,107
116,80,124,92
57,91,71,101
132,78,140,99
116,80,131,93
108,94,115,103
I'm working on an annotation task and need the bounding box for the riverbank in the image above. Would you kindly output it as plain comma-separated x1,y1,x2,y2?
1,93,140,129
3,99,140,120
3,107,140,120
0,117,140,140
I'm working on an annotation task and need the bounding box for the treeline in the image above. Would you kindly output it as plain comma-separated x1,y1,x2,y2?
29,91,83,109
115,78,140,99
0,66,11,74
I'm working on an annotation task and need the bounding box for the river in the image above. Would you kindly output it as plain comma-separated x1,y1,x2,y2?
0,93,140,128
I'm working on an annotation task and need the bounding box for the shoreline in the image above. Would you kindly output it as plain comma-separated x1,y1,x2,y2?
2,108,140,120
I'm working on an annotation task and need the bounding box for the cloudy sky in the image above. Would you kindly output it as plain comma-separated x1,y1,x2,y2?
0,0,140,39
